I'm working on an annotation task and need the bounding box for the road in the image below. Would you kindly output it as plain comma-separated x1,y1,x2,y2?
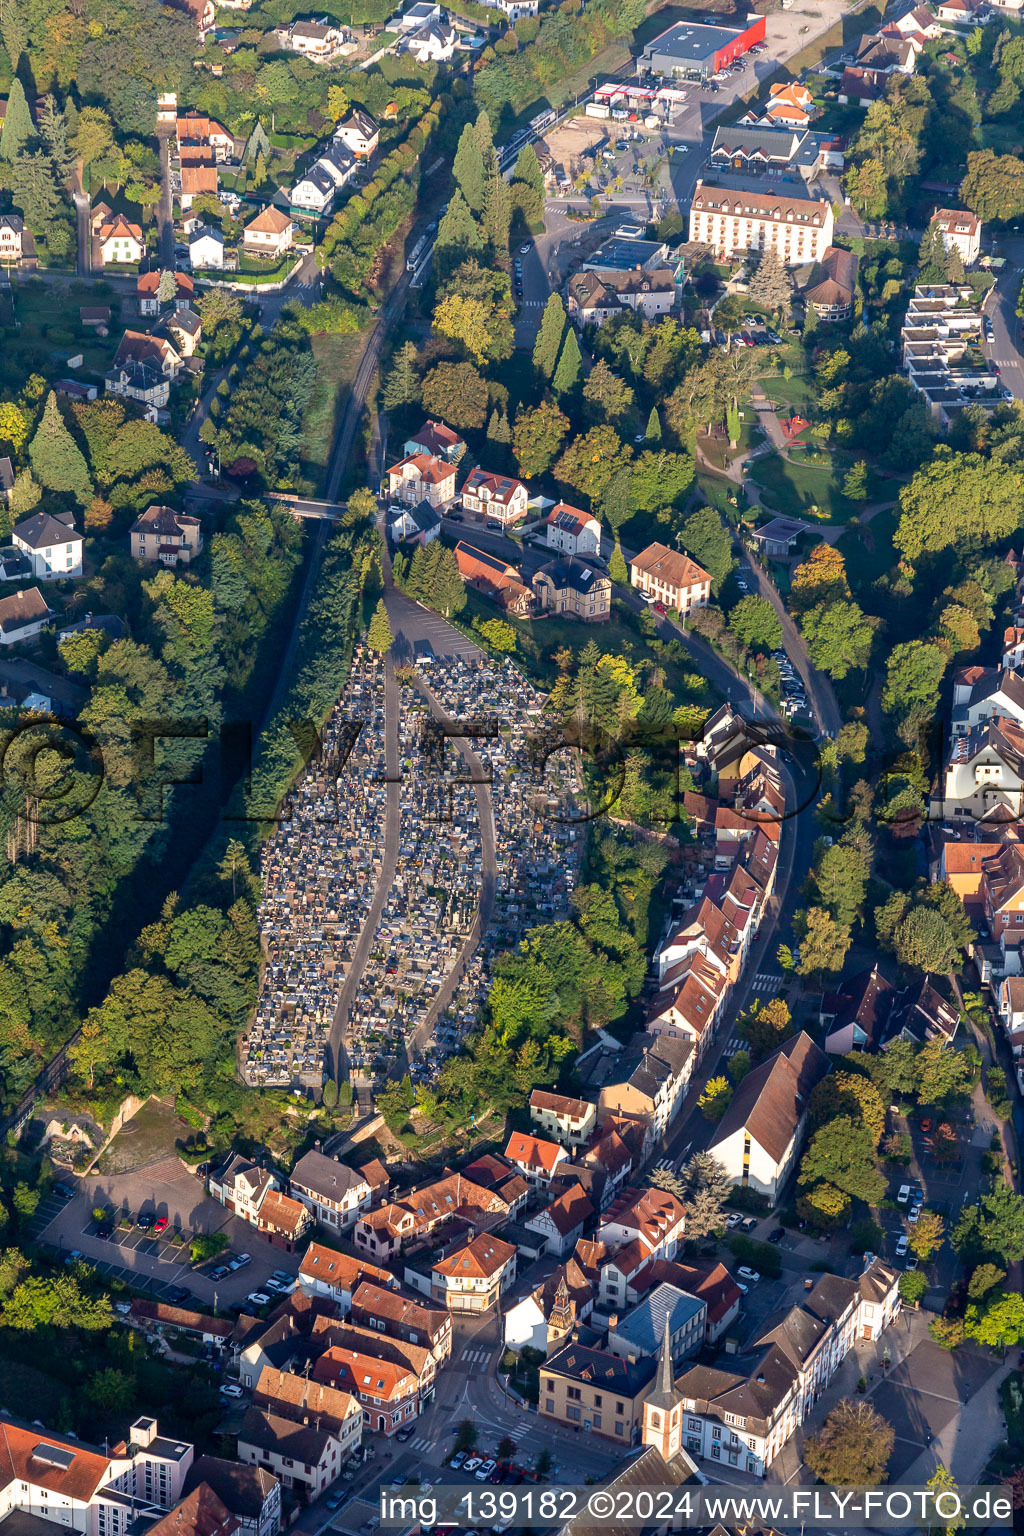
984,239,1024,403
157,132,174,270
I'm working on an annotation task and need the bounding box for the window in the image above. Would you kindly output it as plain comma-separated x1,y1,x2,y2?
566,1406,581,1422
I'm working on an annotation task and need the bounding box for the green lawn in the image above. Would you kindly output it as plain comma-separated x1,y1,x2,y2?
748,451,855,522
299,329,368,493
4,279,123,382
760,372,815,410
95,1097,187,1175
837,505,900,597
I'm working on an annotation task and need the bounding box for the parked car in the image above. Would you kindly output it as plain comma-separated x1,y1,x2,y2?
54,1182,75,1201
897,1185,911,1203
908,1206,921,1224
895,1235,909,1256
136,1213,153,1231
326,1495,345,1510
768,1227,785,1243
737,1266,760,1283
210,1265,230,1281
740,1216,758,1233
905,1255,919,1270
521,242,533,253
463,1459,483,1474
735,1280,749,1295
153,1216,169,1234
167,1286,192,1304
247,1291,271,1307
450,1452,467,1470
219,1384,245,1399
653,601,667,614
476,1461,497,1482
448,512,463,522
229,1253,252,1271
395,1424,416,1442
725,1212,743,1229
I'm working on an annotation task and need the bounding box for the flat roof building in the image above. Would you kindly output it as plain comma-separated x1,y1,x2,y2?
639,15,766,78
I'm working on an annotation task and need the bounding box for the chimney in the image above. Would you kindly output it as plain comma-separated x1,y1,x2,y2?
608,1313,618,1330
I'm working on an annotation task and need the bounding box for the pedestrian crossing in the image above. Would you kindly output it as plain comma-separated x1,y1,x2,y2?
751,972,784,996
408,1435,436,1452
458,1346,492,1371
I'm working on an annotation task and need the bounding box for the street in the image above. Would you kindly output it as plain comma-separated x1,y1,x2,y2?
984,238,1024,403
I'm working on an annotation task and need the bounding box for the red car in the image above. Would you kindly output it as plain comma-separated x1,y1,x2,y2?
153,1216,169,1234
653,601,667,615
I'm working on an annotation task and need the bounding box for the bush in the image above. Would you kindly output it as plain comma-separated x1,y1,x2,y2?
727,1234,782,1277
189,1231,229,1265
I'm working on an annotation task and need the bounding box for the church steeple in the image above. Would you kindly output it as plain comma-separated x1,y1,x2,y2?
642,1313,682,1460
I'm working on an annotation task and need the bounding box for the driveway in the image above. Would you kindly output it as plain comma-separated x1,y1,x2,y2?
33,1160,301,1305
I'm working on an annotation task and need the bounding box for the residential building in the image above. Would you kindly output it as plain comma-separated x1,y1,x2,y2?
113,330,183,381
162,307,202,358
453,542,534,617
540,1338,656,1442
837,66,890,105
707,1031,830,1201
386,454,457,508
638,15,766,78
532,557,612,621
649,1262,901,1475
567,268,677,324
312,1347,419,1433
98,215,145,265
176,112,236,161
335,109,379,158
253,1367,362,1457
607,1282,707,1366
0,213,26,265
597,1033,693,1137
938,838,1002,909
646,948,729,1062
821,966,895,1054
242,208,294,260
403,420,465,463
189,227,225,269
349,1281,453,1366
762,80,814,127
310,1315,437,1401
209,1152,278,1222
352,1170,514,1261
981,843,1024,946
297,1243,398,1310
951,666,1024,736
630,543,711,614
138,270,195,315
0,587,53,645
389,503,441,546
274,18,348,56
504,1130,571,1189
543,503,602,557
430,1232,517,1312
404,17,457,61
524,1184,595,1258
235,1410,349,1498
801,245,858,320
598,1187,687,1271
0,1413,195,1536
637,1258,742,1345
143,1482,238,1536
688,180,834,265
256,1189,312,1251
130,1300,236,1350
290,142,357,215
504,1264,594,1354
938,717,1024,823
894,977,960,1045
182,1461,280,1536
130,505,203,566
900,283,993,429
290,1151,371,1232
461,468,530,526
854,30,920,71
747,516,806,556
11,512,83,580
932,207,982,267
529,1089,597,1146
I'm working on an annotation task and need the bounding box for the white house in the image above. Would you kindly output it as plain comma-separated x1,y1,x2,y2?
707,1032,829,1201
209,1152,279,1222
404,17,457,60
189,226,225,268
11,511,84,580
951,666,1024,736
274,18,348,56
242,207,294,260
543,502,602,557
0,586,54,645
290,142,357,215
335,108,379,159
98,214,145,266
932,208,982,267
461,467,530,526
289,1151,372,1232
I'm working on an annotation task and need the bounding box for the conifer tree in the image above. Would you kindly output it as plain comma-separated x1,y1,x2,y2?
28,393,92,504
434,190,484,280
367,598,393,653
609,538,628,585
157,268,177,305
453,122,486,213
487,407,511,443
533,293,566,380
382,341,421,411
552,327,582,396
645,406,662,445
252,151,268,188
512,142,544,202
0,79,33,161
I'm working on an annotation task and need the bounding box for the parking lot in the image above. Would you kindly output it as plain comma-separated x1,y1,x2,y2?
32,1159,302,1306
